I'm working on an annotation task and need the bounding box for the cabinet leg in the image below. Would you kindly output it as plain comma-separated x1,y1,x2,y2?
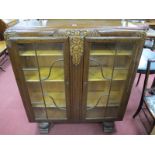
103,121,115,133
38,122,52,134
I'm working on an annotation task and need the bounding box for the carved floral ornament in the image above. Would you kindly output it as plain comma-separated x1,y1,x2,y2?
70,36,84,65
65,30,88,65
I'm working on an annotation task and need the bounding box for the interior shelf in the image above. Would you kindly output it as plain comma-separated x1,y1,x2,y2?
23,66,128,82
87,91,122,108
88,67,128,81
30,92,66,108
23,67,64,82
90,50,132,56
32,104,66,108
33,107,67,120
86,106,119,119
20,50,63,56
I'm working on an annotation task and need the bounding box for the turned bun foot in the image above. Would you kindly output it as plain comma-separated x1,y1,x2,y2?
103,121,115,133
38,122,52,134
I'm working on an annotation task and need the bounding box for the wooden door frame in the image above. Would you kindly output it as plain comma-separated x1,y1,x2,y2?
81,36,145,121
6,37,71,122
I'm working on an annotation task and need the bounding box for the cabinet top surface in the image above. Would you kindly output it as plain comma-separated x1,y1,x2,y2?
6,19,147,31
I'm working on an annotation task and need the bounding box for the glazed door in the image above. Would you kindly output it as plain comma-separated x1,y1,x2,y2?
10,37,70,121
82,36,142,121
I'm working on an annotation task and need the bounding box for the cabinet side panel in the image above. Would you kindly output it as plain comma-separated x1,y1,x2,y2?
117,36,146,119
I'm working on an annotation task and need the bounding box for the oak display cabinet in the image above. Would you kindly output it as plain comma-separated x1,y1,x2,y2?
5,20,146,133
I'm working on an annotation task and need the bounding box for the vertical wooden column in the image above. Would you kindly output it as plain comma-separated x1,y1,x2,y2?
70,60,84,121
69,35,85,121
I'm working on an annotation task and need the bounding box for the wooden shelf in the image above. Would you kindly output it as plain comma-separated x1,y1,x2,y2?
86,106,119,119
88,67,128,81
23,67,128,82
20,50,63,56
32,104,66,108
90,50,132,56
23,67,64,82
87,91,122,108
31,92,66,108
33,107,67,120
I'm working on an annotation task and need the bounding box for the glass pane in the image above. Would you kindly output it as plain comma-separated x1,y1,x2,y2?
86,41,134,119
18,42,67,120
19,43,63,56
33,107,47,120
26,83,44,103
